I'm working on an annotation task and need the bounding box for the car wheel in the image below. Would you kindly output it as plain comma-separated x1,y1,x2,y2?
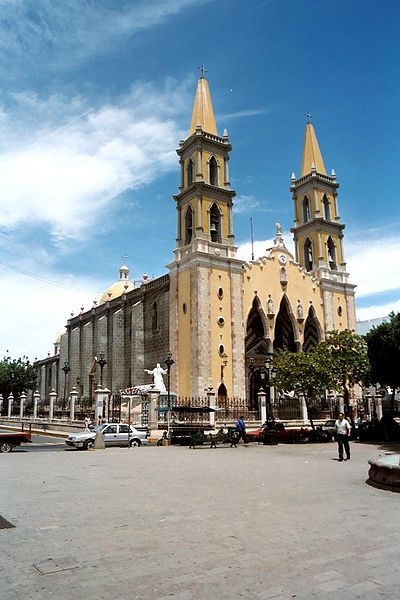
83,440,94,450
0,442,13,453
130,439,141,447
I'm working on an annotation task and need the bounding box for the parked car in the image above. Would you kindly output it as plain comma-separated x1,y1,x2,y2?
323,418,359,440
246,422,311,444
322,419,336,440
65,423,149,450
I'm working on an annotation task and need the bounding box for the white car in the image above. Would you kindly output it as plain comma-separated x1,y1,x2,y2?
65,423,149,450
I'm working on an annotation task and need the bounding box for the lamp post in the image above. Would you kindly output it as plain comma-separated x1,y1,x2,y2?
96,351,107,387
220,353,228,380
62,360,71,410
164,351,175,436
248,357,255,412
264,353,277,418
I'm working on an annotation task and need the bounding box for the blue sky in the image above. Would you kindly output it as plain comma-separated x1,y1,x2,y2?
0,0,399,360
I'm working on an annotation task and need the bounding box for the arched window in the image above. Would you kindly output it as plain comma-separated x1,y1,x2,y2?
327,237,337,269
152,301,158,332
184,205,193,245
209,156,218,186
323,195,331,220
209,203,221,243
304,239,313,271
186,159,194,186
303,196,311,222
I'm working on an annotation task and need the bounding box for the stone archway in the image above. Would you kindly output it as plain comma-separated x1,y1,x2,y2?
245,297,270,415
273,295,297,353
303,305,322,352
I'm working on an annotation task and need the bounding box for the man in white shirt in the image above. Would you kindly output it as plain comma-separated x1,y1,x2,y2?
335,412,351,462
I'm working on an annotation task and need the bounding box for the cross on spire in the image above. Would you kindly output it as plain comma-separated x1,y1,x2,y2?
305,112,312,124
198,64,207,79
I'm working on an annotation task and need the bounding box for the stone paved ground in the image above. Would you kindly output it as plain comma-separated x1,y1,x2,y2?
1,440,400,600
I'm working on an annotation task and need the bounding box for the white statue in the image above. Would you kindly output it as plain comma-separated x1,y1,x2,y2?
144,363,167,393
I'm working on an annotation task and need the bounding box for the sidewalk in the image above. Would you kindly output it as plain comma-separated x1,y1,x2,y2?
1,440,400,599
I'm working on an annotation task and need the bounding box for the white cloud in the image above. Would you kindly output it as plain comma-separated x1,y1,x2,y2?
0,268,103,361
0,81,189,244
345,235,400,298
0,1,211,76
233,194,262,214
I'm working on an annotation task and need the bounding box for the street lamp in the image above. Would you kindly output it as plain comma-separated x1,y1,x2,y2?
62,360,71,410
264,353,277,418
96,351,107,387
248,357,255,412
164,351,175,411
164,351,175,436
220,353,228,380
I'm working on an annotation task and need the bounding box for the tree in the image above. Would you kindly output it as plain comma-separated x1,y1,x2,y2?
274,330,370,426
318,329,371,411
274,350,336,429
365,312,400,414
0,354,37,407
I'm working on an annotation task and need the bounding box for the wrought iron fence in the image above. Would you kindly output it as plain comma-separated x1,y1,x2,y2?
274,396,302,421
307,396,336,420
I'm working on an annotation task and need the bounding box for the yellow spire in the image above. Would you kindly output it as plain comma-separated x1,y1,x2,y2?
300,121,326,176
189,71,217,136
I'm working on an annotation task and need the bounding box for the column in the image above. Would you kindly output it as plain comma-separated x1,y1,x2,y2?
94,386,110,423
33,390,40,420
7,393,14,418
49,388,57,420
19,391,26,419
207,388,216,428
69,387,78,422
258,389,267,423
147,392,159,431
301,395,309,425
375,393,383,420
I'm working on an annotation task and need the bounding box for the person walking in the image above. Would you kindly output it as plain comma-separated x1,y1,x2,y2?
236,415,247,444
335,412,351,461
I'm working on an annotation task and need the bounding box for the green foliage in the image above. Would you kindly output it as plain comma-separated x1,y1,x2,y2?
365,312,400,390
0,354,37,399
274,350,336,400
318,329,371,402
274,330,370,417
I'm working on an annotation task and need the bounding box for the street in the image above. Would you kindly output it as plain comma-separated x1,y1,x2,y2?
1,440,400,599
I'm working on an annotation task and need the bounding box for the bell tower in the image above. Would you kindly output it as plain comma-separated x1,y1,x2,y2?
175,68,236,253
168,68,245,398
290,116,356,331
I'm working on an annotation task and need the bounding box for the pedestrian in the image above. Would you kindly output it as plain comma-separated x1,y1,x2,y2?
84,415,92,431
335,412,351,461
98,415,102,426
236,415,247,444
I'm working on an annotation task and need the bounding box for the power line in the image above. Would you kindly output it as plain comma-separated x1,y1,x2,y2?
0,258,98,294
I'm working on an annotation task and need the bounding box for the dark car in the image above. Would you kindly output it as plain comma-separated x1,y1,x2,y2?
246,422,311,444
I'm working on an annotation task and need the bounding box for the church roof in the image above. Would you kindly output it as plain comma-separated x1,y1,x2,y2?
189,75,218,136
300,122,326,176
99,263,135,304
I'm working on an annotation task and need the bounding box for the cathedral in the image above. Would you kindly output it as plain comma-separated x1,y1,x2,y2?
35,72,356,412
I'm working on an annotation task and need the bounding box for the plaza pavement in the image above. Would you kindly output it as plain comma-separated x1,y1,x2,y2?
1,439,400,600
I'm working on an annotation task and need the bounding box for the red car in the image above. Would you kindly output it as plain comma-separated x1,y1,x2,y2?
246,422,311,444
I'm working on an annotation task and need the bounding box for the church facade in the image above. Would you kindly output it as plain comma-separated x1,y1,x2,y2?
35,73,356,412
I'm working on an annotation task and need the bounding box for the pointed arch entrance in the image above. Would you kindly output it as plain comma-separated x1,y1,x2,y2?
273,295,297,353
245,297,271,415
303,306,322,352
217,383,227,405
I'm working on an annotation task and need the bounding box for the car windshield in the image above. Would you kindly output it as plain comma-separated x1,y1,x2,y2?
93,424,108,433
